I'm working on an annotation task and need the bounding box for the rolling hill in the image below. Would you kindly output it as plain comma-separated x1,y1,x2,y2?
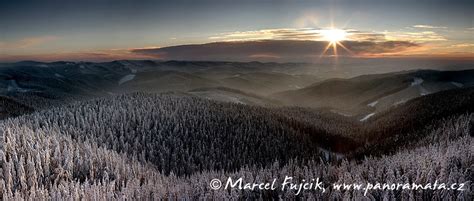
1,90,472,199
0,96,33,119
273,69,474,116
188,87,280,105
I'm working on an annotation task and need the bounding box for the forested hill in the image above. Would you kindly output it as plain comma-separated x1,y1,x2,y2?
0,96,33,120
2,92,348,176
1,91,472,199
3,88,473,177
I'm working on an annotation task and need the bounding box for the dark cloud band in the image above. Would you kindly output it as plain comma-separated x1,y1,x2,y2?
131,40,419,61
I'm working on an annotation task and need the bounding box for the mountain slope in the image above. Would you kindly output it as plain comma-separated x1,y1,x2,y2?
188,87,280,105
270,87,474,156
219,72,318,95
118,71,221,92
3,93,354,176
0,61,319,105
0,96,33,119
1,98,471,200
353,87,474,156
272,69,474,115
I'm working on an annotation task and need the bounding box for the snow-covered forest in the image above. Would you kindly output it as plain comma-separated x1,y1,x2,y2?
0,92,472,199
0,61,472,200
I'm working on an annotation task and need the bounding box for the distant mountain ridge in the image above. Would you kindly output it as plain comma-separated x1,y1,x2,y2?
273,69,474,116
1,60,473,110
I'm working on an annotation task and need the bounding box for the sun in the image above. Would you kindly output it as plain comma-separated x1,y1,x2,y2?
319,29,352,59
320,29,347,43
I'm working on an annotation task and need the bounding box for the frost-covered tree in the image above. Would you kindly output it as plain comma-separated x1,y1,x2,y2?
0,93,472,200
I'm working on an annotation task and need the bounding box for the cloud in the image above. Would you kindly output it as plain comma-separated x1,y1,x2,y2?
0,49,154,62
383,31,446,42
208,28,386,42
413,25,447,29
444,43,474,54
3,28,452,62
208,28,319,41
133,27,423,61
209,28,447,44
345,30,386,42
449,43,474,48
0,36,57,49
131,40,419,61
293,12,319,28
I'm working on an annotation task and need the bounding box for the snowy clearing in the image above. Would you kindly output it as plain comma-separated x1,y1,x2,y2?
394,99,407,106
118,74,136,85
367,100,378,107
330,110,352,117
411,77,424,86
419,86,430,96
7,80,29,92
451,82,463,88
360,113,375,122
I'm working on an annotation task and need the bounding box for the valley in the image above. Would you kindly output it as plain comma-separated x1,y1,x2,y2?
0,60,472,199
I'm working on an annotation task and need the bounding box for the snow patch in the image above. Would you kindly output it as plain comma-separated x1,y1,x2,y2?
118,74,136,85
120,61,138,73
411,77,424,86
451,82,463,88
419,86,430,96
360,113,375,122
394,99,407,106
289,84,302,89
7,80,29,92
330,110,352,117
227,97,244,104
367,101,378,107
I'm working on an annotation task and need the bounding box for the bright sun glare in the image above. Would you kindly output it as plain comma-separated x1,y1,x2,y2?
319,29,352,59
321,29,347,43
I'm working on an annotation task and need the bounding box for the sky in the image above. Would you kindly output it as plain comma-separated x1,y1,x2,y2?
0,0,473,62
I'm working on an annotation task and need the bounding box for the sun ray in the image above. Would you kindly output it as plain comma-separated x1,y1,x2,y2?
332,42,338,57
319,42,334,58
336,41,354,55
318,29,354,60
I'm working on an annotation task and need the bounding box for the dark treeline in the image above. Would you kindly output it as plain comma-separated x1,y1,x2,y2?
0,96,33,120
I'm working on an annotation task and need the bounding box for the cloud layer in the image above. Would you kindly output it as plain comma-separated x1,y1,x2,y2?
132,40,419,61
0,36,57,49
413,25,447,29
2,26,470,62
208,28,387,42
